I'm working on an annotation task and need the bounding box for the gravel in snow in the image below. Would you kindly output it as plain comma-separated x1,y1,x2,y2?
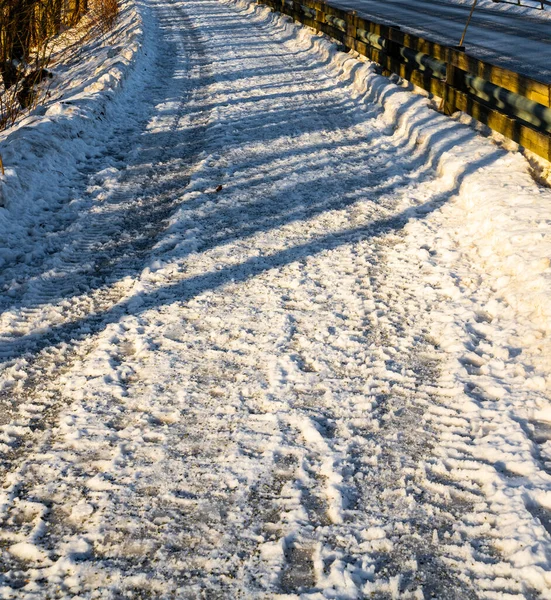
0,0,550,597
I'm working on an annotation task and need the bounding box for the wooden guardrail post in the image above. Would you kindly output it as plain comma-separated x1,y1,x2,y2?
311,0,324,32
345,10,357,53
442,46,465,115
380,26,401,79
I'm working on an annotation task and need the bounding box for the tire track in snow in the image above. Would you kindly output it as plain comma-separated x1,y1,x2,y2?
240,234,483,598
0,0,210,498
194,4,486,596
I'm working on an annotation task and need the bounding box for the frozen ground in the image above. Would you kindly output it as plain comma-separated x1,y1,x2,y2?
0,0,550,597
329,0,551,81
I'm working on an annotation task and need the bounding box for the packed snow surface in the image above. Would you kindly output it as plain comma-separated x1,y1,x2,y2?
0,0,550,597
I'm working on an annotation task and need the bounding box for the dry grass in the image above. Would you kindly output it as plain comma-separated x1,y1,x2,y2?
0,0,55,130
0,0,119,133
88,0,120,36
0,50,53,131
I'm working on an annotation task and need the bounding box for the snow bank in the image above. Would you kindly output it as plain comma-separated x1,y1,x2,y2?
0,0,144,269
228,0,551,389
225,0,551,593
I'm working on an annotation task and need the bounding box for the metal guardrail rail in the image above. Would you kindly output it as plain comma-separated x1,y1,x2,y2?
259,0,551,162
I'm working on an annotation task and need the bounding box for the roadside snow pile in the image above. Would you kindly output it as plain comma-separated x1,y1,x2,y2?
231,0,551,393
228,0,551,592
0,0,143,269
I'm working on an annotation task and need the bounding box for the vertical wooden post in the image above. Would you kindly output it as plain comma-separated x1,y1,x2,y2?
442,66,456,115
340,9,355,52
442,48,466,115
385,26,401,61
347,9,357,48
314,0,325,32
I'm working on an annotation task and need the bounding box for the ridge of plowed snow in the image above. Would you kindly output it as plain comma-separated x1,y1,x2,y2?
0,0,143,271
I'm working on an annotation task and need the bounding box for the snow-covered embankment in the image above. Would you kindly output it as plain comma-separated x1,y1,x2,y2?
0,0,144,269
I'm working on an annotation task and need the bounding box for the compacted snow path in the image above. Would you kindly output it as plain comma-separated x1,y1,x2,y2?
0,0,551,597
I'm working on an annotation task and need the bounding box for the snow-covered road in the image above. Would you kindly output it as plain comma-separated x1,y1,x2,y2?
1,0,551,597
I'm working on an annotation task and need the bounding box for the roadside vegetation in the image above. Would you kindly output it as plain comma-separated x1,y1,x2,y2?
0,0,119,130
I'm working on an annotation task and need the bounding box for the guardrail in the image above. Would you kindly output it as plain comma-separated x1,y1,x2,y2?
259,0,551,162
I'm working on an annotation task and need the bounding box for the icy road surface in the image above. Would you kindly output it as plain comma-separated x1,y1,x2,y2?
331,0,551,81
0,0,551,597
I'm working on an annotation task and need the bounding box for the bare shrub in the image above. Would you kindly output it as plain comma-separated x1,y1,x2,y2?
88,0,119,36
0,0,87,131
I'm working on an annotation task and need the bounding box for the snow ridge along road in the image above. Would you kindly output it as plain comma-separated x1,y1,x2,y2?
0,0,551,597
